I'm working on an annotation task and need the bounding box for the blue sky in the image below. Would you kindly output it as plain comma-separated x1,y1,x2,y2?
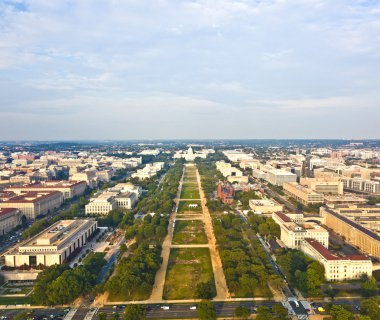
0,0,379,140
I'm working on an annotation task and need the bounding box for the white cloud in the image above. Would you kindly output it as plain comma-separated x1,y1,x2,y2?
0,0,379,138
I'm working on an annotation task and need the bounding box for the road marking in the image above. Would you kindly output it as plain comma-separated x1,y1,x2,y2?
64,308,78,320
84,308,98,320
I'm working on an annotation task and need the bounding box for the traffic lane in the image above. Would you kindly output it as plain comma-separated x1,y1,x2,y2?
288,301,307,316
71,308,89,320
100,301,277,318
0,308,67,320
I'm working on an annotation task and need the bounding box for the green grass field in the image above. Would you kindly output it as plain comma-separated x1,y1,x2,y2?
0,296,31,305
172,220,208,245
177,200,202,214
180,184,200,199
163,248,215,300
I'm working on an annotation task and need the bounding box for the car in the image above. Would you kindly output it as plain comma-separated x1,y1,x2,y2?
317,307,325,312
161,306,170,310
190,306,197,310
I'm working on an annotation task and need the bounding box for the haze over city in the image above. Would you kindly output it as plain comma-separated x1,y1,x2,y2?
1,0,380,140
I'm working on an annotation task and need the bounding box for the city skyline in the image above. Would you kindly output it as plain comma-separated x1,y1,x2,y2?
0,0,380,140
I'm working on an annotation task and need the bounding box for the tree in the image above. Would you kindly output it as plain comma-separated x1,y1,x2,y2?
324,284,337,300
124,305,145,320
361,277,378,297
14,312,29,320
269,274,284,291
272,304,288,320
360,297,380,319
195,282,215,299
258,223,270,237
97,313,107,320
197,300,216,320
234,306,250,319
32,264,70,305
329,305,353,320
239,274,258,297
255,306,273,320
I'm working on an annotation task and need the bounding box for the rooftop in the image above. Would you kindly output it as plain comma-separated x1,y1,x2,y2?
304,238,370,261
0,208,19,217
8,219,97,255
2,191,62,203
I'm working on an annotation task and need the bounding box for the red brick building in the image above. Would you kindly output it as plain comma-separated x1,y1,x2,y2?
217,181,235,204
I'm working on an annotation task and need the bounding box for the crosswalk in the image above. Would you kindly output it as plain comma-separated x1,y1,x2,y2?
84,308,98,320
297,314,308,320
64,308,77,320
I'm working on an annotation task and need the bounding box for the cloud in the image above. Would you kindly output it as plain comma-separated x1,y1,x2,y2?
0,0,379,138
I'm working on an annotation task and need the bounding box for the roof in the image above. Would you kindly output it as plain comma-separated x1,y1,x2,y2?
304,238,370,261
304,238,339,260
2,191,62,203
323,206,380,242
7,181,86,190
0,208,19,217
274,211,292,223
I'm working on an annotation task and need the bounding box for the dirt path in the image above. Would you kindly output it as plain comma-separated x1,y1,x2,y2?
148,168,184,302
196,168,230,300
149,164,230,302
171,244,210,248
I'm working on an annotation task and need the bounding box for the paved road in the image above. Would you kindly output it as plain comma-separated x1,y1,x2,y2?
98,301,277,319
264,186,301,213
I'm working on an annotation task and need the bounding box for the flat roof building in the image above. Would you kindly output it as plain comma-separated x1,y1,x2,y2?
300,177,343,195
283,182,324,205
249,199,284,214
266,169,297,186
0,191,64,220
272,212,329,249
301,238,372,281
7,181,87,200
85,184,139,215
321,206,380,259
4,219,97,269
0,208,22,236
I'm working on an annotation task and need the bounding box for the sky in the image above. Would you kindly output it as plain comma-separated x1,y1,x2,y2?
0,0,380,140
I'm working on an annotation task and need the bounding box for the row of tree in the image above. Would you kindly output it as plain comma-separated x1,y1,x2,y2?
276,249,325,297
213,213,272,297
104,243,162,300
248,214,281,239
32,252,106,305
103,162,184,301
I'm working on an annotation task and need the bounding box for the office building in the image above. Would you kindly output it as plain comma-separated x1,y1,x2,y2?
300,177,344,195
0,208,22,236
7,181,87,200
249,199,283,214
266,169,297,186
301,238,372,281
4,219,97,269
0,191,64,220
272,212,329,249
283,182,324,205
321,206,380,259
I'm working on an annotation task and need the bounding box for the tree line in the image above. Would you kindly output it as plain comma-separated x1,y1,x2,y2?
32,252,106,305
213,213,273,297
276,249,325,297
